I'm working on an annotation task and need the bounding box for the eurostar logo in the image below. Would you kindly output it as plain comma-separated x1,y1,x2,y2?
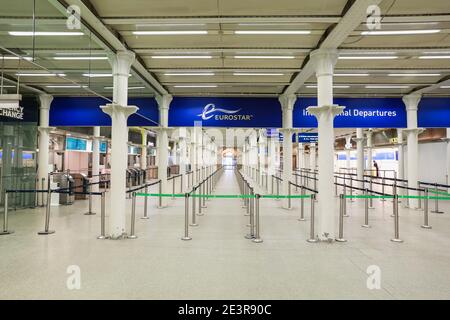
197,103,242,120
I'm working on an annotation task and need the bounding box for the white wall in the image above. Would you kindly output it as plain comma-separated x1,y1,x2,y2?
417,141,447,184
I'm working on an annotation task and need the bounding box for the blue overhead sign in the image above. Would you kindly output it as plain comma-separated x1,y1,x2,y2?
169,97,282,128
293,98,407,128
418,98,450,128
49,97,159,126
298,132,318,143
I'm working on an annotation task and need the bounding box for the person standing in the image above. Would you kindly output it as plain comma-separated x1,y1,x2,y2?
373,160,380,178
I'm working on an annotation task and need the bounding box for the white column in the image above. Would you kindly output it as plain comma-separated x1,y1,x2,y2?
397,129,404,181
179,128,187,192
279,94,296,209
189,128,197,185
140,129,147,171
355,128,364,188
307,49,343,241
37,94,53,186
403,94,421,209
156,94,173,207
258,129,266,185
267,137,276,194
310,143,317,171
446,128,450,188
366,129,373,175
297,142,304,170
92,126,101,192
344,135,352,169
101,51,137,238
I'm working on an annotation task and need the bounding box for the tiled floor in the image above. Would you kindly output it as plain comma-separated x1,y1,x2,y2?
1,169,449,299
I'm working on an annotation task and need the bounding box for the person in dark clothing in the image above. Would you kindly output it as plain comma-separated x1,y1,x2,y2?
373,160,379,177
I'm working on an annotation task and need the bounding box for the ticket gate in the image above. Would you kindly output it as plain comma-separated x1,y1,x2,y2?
53,173,75,205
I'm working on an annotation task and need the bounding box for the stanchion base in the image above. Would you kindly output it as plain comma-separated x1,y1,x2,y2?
343,214,350,217
244,213,250,216
390,238,404,243
361,224,371,228
84,212,96,215
127,235,138,239
335,238,347,242
298,218,306,221
306,239,318,243
253,238,263,243
181,236,192,241
421,225,432,229
196,213,204,216
189,223,199,227
38,230,55,235
369,207,375,210
245,234,255,239
141,216,150,220
0,230,14,235
431,210,445,214
201,205,207,208
97,235,109,240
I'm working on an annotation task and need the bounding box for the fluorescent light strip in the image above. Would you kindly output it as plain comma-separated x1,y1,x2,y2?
164,73,215,76
234,55,295,59
361,29,441,36
388,73,441,77
334,73,369,76
133,31,208,35
9,31,84,36
339,56,398,60
104,86,146,90
82,73,112,77
306,85,350,89
365,85,410,89
235,30,311,35
0,56,32,61
419,55,450,59
440,86,450,89
174,85,218,88
53,57,108,60
151,55,212,59
16,73,66,77
46,85,87,88
233,73,284,76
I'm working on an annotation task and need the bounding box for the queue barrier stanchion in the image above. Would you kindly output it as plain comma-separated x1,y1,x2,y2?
142,185,149,220
190,187,198,227
334,176,338,197
253,194,263,243
362,189,370,228
182,193,192,241
298,187,306,221
41,178,45,207
390,194,403,243
38,188,55,235
349,176,354,202
245,190,255,239
97,192,108,239
431,183,444,214
336,194,346,242
307,194,317,243
127,192,138,239
288,182,292,209
421,190,432,229
0,192,14,235
369,179,374,208
201,181,207,208
343,182,348,217
158,181,162,208
198,183,203,216
172,177,176,199
84,183,96,215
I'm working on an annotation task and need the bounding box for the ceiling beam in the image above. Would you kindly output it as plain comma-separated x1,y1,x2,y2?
283,0,383,95
47,0,168,98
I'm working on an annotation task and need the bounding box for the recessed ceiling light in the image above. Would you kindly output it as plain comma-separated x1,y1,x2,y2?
164,73,215,76
365,85,410,89
133,31,208,35
53,57,108,60
234,30,311,35
233,72,284,76
233,55,295,59
339,56,398,60
361,29,441,36
388,73,441,77
418,55,450,59
151,55,213,59
16,73,66,77
174,85,218,88
334,73,369,76
9,31,84,36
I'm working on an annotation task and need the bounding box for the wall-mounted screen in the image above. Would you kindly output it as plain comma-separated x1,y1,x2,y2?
66,137,87,151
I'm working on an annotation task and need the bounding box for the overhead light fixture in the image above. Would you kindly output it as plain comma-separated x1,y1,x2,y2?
418,55,450,59
306,85,350,88
45,85,87,88
151,55,212,59
0,56,32,61
339,56,398,60
104,86,146,90
233,72,284,76
440,86,450,89
334,73,369,76
365,85,410,89
234,30,311,35
133,31,208,35
388,73,441,77
9,31,84,36
81,73,131,78
361,29,441,36
174,85,218,88
233,55,295,59
53,57,108,60
164,73,215,76
16,72,66,77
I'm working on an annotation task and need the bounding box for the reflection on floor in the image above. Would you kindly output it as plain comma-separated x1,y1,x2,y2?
1,169,450,299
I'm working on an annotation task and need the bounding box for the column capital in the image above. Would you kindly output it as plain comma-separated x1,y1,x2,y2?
310,49,339,77
278,94,297,111
108,50,135,75
306,104,344,119
353,137,364,143
156,94,173,110
38,94,53,109
38,126,55,133
403,128,424,135
100,103,138,118
402,94,422,111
